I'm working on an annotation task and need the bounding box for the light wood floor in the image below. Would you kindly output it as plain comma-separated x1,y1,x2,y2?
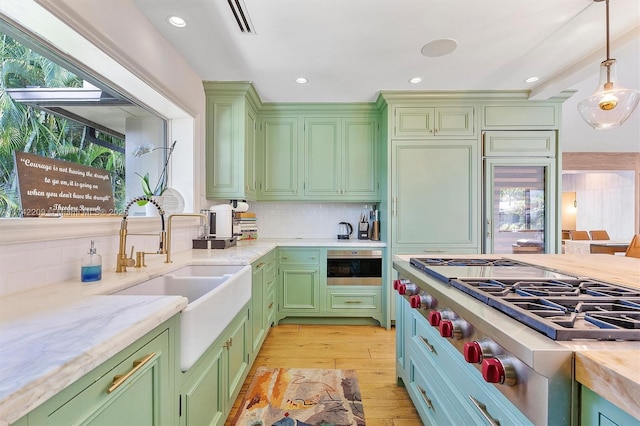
225,324,422,426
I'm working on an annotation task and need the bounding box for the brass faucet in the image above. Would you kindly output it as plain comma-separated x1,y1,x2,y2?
166,213,207,263
116,196,166,272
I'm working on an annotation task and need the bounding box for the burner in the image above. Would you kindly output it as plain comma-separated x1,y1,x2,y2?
449,277,640,341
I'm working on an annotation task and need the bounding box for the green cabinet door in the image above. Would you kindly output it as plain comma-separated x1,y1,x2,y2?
342,118,378,198
394,107,475,138
204,81,260,200
205,95,244,198
179,345,224,426
304,118,341,197
178,306,250,426
28,320,175,426
280,267,320,313
391,139,479,251
250,254,271,360
278,248,321,317
244,105,258,199
260,116,300,199
224,308,250,407
303,117,378,201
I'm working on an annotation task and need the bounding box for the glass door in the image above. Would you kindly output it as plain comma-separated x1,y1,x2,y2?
484,158,556,254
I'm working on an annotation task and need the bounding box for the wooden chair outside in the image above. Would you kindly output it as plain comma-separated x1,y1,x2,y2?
589,230,610,240
625,234,640,259
569,230,590,240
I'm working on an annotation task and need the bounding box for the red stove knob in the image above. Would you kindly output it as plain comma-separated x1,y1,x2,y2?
481,356,517,386
439,318,471,339
399,283,418,296
428,309,455,326
393,278,409,291
439,320,454,338
463,341,482,363
410,293,436,309
428,310,442,326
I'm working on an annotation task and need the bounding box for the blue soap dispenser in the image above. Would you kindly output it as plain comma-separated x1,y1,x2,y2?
81,240,102,282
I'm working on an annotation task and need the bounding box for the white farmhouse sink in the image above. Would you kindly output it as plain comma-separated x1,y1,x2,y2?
114,264,251,371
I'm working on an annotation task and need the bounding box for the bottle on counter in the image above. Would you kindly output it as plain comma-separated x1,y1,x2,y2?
81,240,102,282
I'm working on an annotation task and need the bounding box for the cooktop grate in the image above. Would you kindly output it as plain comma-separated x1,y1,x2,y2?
450,278,640,341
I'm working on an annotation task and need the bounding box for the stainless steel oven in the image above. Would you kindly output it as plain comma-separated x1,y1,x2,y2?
327,249,382,286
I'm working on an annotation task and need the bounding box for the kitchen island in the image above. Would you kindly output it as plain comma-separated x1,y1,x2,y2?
0,238,385,425
393,253,640,424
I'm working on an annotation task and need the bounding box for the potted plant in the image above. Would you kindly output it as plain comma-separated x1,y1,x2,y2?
132,140,177,210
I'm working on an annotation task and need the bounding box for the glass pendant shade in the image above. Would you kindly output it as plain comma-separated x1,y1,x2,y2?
577,59,640,130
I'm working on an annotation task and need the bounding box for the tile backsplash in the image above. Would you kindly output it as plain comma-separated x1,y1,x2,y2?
0,225,198,298
0,202,376,297
228,201,377,239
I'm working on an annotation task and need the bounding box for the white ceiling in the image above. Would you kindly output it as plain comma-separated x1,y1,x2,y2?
131,0,640,103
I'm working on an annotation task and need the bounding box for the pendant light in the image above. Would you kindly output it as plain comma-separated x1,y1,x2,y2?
577,0,640,129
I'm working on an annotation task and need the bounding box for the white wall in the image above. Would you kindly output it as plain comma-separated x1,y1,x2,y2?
562,172,635,239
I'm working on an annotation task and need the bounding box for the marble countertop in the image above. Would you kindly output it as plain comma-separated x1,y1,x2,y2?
0,238,385,425
394,253,640,419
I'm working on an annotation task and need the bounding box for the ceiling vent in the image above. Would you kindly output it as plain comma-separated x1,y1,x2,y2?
227,0,255,34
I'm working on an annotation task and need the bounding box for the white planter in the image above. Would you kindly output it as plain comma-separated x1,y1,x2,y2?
145,196,164,217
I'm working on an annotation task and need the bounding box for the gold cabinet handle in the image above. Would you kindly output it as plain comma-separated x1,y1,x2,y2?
107,352,156,394
345,300,363,304
256,262,265,269
268,302,274,308
469,395,500,426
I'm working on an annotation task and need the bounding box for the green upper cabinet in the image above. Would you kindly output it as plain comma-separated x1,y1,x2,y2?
260,115,300,200
204,81,261,201
394,106,475,138
304,116,379,200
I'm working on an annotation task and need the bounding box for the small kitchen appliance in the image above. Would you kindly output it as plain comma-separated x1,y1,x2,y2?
191,204,237,249
337,222,353,240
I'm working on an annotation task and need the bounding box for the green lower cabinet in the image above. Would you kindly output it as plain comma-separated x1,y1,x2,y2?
179,345,224,426
277,247,383,324
395,295,532,426
250,251,276,361
26,317,177,426
325,287,382,324
581,386,639,426
178,305,251,426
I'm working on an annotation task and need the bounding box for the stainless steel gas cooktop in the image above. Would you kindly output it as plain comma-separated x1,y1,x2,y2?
409,257,640,341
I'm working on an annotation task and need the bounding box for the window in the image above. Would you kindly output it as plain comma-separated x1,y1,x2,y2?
0,19,167,218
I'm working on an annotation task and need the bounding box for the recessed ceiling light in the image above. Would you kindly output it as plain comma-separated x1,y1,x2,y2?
296,77,308,84
421,39,457,57
409,77,423,84
167,16,186,28
524,76,540,83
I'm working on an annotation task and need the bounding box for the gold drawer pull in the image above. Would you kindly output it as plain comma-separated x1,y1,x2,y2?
256,262,265,269
107,352,156,394
419,336,436,354
344,300,363,303
268,302,274,308
417,385,433,410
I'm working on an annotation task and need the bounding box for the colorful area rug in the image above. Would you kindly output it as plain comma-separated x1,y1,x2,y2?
232,367,365,425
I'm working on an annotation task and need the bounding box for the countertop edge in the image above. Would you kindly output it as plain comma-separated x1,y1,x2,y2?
575,351,640,420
